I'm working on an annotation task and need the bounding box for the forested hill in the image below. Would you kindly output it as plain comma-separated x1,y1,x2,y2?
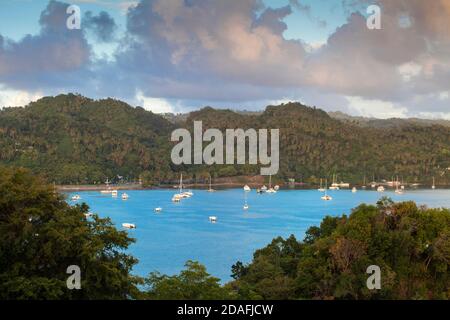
1,94,450,185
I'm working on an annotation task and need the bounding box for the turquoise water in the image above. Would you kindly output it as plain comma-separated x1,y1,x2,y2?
67,188,450,282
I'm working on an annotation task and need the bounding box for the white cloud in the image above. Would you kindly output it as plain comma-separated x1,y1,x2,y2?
398,62,422,82
346,96,408,119
135,91,174,113
0,85,43,108
439,91,449,100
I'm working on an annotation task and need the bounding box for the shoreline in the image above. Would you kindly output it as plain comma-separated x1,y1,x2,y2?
56,183,445,192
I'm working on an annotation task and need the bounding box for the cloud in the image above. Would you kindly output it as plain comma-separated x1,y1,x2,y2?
0,0,449,119
0,0,91,90
84,10,117,42
0,85,43,108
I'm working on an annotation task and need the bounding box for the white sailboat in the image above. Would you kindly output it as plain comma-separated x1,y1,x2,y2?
266,175,276,193
100,178,113,194
172,173,192,201
329,174,340,190
243,185,251,192
395,176,403,194
318,178,326,192
121,192,129,200
111,190,118,197
321,179,332,201
377,185,385,192
122,223,136,229
243,190,249,210
71,194,81,201
207,175,215,192
432,177,436,190
352,187,357,193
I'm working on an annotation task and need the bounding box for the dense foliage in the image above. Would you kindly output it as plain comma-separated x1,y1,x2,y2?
1,94,450,185
143,260,235,300
229,198,450,300
0,166,141,299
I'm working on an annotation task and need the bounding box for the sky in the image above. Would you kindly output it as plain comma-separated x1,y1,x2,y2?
0,0,449,118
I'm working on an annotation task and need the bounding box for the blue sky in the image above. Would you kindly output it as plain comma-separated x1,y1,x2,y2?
0,0,449,118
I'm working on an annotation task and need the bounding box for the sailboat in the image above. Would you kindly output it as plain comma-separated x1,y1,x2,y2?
266,175,276,193
352,187,357,193
329,174,340,190
395,176,403,194
243,190,249,210
362,175,367,189
370,174,377,188
71,194,81,201
243,185,251,192
100,178,113,194
432,177,436,190
318,178,326,192
207,175,215,192
321,179,332,201
172,173,191,201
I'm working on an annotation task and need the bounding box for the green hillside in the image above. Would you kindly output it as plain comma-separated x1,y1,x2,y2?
1,94,450,185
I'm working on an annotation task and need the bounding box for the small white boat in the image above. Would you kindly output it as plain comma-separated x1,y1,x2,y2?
243,204,249,210
261,185,268,192
121,193,129,200
111,190,118,197
329,174,340,190
266,175,277,193
172,194,182,202
318,179,325,192
154,207,162,213
352,187,357,193
243,185,251,192
207,175,215,192
209,216,217,223
100,178,113,194
377,186,385,192
71,195,81,201
432,177,436,190
122,223,136,229
183,191,194,197
274,185,280,191
321,180,332,201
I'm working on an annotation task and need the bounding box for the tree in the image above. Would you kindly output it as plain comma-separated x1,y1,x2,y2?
143,260,235,300
230,199,450,300
0,166,142,299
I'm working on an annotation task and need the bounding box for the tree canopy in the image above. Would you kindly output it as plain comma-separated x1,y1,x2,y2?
1,94,450,185
230,197,450,300
0,166,141,299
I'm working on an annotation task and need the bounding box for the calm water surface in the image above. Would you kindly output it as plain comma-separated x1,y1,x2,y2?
67,188,450,281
